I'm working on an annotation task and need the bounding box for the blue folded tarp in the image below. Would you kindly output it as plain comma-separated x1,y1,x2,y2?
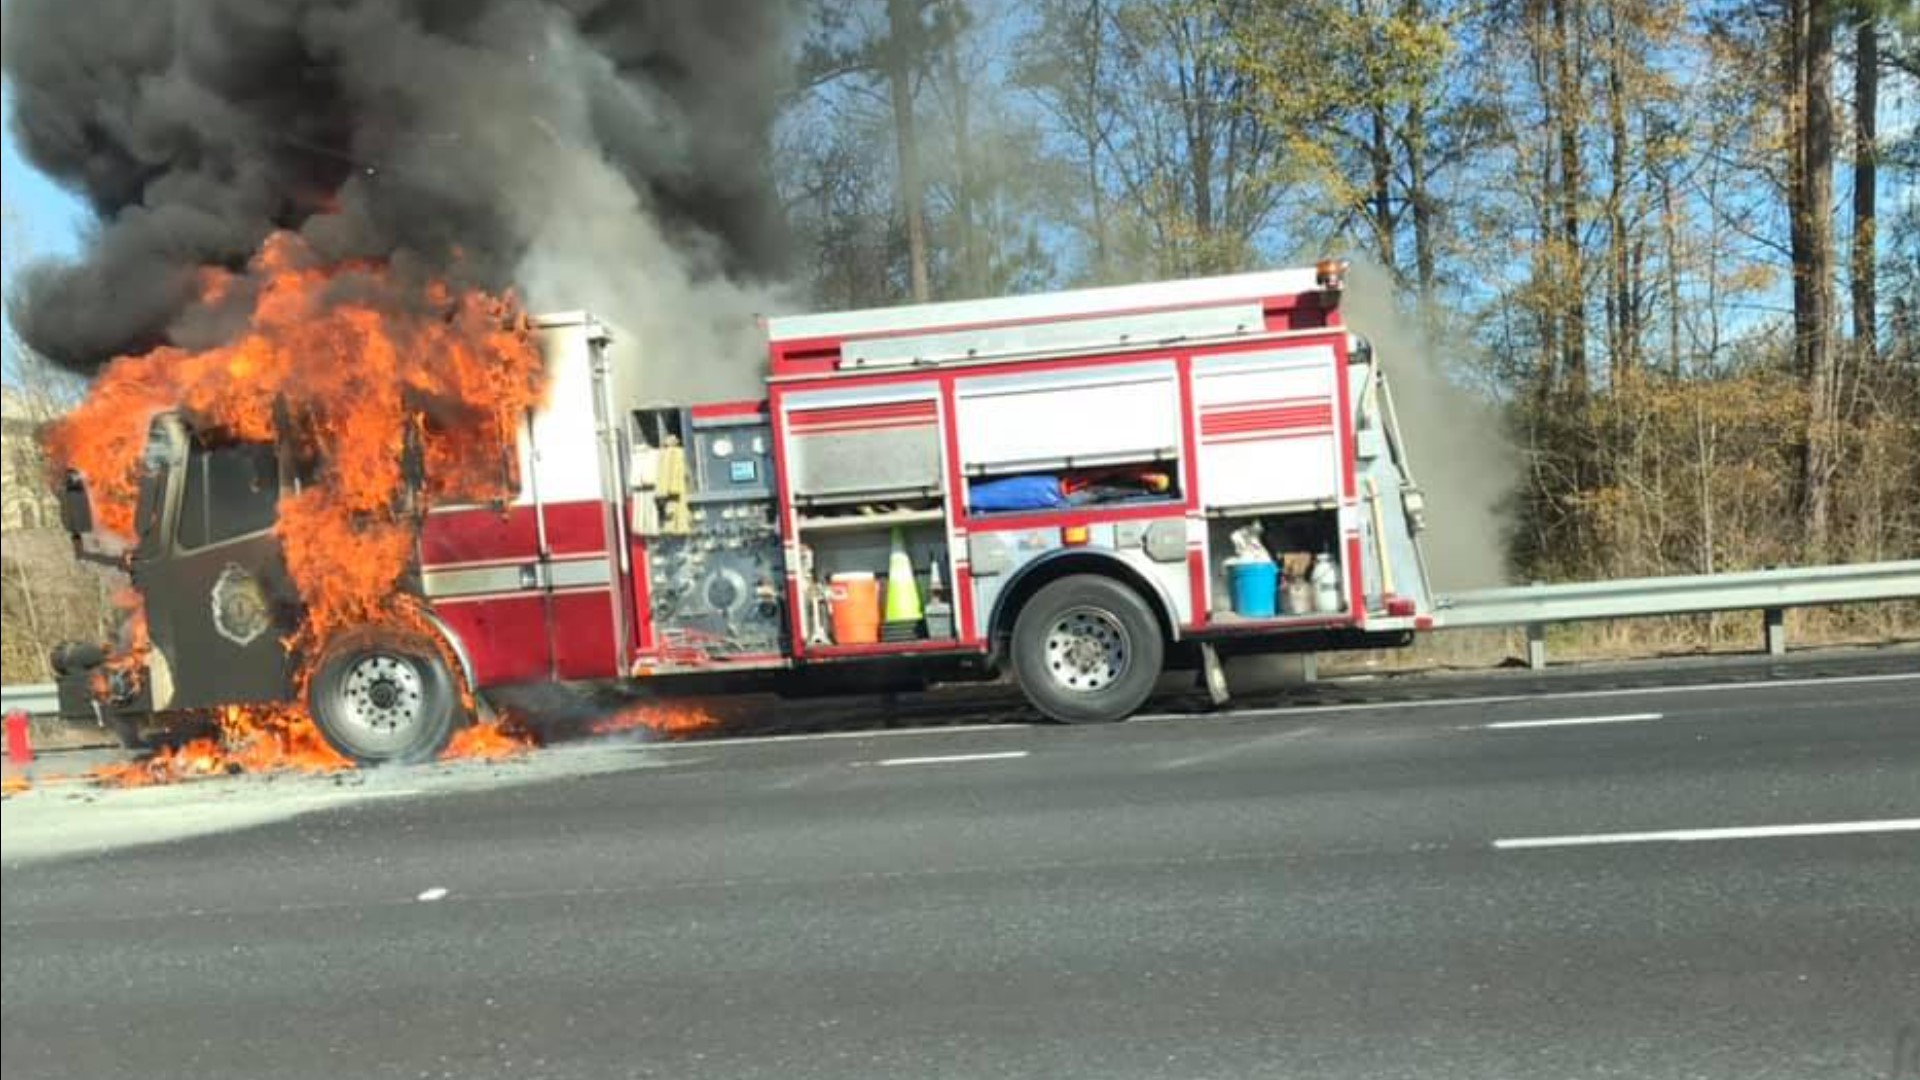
969,475,1065,512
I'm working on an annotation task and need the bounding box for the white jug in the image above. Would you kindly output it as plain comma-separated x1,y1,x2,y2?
1311,552,1342,613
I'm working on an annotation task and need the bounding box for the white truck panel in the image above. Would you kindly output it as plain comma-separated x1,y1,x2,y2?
1191,346,1340,510
766,268,1320,345
527,319,608,503
955,361,1181,473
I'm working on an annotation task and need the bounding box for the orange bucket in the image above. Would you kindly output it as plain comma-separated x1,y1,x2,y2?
828,572,881,645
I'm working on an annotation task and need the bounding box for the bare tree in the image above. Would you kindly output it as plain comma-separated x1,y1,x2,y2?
1790,0,1841,555
885,0,934,299
1014,0,1121,280
1851,1,1880,360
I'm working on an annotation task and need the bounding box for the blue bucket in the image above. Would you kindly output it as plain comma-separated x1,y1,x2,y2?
1227,559,1278,618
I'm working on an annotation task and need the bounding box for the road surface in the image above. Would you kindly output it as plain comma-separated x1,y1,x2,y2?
4,656,1918,1079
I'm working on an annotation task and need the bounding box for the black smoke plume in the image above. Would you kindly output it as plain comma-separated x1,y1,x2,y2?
3,0,795,377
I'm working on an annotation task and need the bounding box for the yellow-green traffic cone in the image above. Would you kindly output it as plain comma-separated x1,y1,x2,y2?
884,526,922,623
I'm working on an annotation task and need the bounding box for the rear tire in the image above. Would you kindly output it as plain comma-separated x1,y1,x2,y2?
307,628,462,765
1010,574,1165,723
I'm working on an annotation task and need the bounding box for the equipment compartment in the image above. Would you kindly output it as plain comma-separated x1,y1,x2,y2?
1205,507,1347,623
795,515,959,651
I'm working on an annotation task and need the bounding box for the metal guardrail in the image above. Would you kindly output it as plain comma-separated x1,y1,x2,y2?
1436,560,1920,668
2,682,58,720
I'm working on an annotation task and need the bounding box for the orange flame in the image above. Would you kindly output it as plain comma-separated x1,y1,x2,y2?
590,704,720,740
88,704,348,788
90,586,153,699
43,230,547,748
441,715,535,761
85,705,541,788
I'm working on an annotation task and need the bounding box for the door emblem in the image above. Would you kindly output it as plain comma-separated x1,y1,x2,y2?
211,563,272,647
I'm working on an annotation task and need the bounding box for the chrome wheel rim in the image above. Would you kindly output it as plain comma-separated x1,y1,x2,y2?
333,653,426,742
1043,607,1130,693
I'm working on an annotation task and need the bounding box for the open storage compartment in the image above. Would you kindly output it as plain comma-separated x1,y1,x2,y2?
961,455,1183,519
781,387,962,653
953,360,1185,520
1206,504,1348,624
794,511,958,653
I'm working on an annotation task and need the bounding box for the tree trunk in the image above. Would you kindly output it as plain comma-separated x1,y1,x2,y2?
1369,103,1398,274
943,11,981,297
1185,28,1216,269
1553,0,1587,395
1604,0,1634,386
1527,0,1559,395
1660,159,1682,376
1788,0,1811,362
1086,0,1109,279
1795,0,1839,556
1851,7,1877,360
1400,0,1436,312
887,0,931,301
1406,104,1437,314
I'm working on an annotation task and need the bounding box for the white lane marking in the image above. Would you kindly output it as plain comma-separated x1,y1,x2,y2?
870,750,1030,767
651,722,1029,751
1136,671,1920,723
416,887,449,902
1135,695,1520,720
1494,818,1920,850
1157,726,1323,770
1479,712,1664,730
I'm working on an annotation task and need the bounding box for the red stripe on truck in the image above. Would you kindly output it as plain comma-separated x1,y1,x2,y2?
1198,403,1333,437
786,400,937,432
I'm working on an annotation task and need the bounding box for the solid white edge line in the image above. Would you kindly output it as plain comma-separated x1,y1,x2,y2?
1494,818,1920,850
1481,712,1664,730
1134,671,1920,723
648,722,1029,750
872,750,1030,767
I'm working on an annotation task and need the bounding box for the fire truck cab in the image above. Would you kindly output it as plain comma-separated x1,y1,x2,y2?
56,263,1435,762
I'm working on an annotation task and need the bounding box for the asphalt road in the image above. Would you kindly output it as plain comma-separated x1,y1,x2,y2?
5,659,1919,1079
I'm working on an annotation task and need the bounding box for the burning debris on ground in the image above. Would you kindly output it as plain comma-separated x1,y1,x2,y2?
58,698,716,792
588,704,720,740
82,705,544,789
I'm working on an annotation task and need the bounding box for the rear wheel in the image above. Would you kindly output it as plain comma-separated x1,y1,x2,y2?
1010,574,1165,723
308,629,462,764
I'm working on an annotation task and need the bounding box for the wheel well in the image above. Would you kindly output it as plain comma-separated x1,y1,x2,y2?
311,612,481,723
414,608,477,697
988,552,1177,661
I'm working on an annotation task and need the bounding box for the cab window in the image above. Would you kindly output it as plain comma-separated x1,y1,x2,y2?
176,442,280,549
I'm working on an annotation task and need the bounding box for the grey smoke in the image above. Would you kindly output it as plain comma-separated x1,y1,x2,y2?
2,0,796,387
1338,260,1516,591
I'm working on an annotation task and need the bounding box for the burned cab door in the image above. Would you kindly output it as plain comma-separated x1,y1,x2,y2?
135,436,300,711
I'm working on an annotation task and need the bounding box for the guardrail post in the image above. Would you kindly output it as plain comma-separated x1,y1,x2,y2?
1526,623,1548,670
1764,607,1787,656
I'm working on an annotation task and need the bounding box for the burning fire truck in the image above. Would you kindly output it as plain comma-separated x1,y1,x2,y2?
52,262,1434,763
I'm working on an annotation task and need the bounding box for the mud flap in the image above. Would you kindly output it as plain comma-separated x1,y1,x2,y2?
1198,641,1231,708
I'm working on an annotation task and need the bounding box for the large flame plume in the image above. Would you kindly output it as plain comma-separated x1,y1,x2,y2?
45,232,544,636
42,231,547,777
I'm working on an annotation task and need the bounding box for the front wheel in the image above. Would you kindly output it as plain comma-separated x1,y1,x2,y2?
1010,574,1165,724
307,629,463,764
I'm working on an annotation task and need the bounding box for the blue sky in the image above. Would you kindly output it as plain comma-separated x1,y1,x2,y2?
1,85,86,262
2,82,90,379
